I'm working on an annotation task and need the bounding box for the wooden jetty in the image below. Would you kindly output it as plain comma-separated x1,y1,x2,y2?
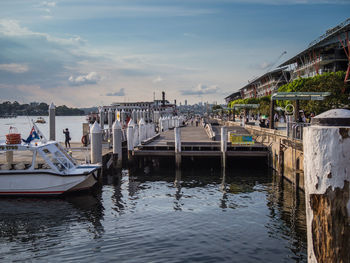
133,125,268,158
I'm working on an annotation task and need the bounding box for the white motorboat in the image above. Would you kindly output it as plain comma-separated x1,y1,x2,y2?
0,138,101,196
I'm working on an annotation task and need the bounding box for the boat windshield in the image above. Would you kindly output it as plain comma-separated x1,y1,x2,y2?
55,143,76,166
40,145,75,173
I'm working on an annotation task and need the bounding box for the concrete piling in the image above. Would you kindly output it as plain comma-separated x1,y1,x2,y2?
112,120,122,168
133,122,139,147
127,119,134,162
139,118,146,143
221,126,227,169
174,127,181,169
303,109,350,263
49,102,55,141
99,108,104,130
108,108,113,131
90,121,102,164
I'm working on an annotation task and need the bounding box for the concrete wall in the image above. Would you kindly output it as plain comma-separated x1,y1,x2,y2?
224,121,304,190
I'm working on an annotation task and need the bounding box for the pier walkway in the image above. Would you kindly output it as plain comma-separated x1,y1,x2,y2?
133,125,268,158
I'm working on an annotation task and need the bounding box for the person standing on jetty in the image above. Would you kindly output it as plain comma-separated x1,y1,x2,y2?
63,128,71,148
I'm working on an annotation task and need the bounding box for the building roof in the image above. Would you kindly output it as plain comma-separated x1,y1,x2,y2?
224,91,241,100
279,18,350,67
240,67,288,91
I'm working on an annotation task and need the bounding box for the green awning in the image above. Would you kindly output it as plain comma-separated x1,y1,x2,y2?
271,92,331,101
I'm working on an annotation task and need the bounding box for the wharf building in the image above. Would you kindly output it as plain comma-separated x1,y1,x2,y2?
279,18,350,82
224,18,350,103
225,67,290,101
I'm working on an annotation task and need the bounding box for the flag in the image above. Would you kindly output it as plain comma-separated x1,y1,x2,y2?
22,127,40,144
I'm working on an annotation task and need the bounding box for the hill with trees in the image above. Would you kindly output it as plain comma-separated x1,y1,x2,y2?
0,101,85,116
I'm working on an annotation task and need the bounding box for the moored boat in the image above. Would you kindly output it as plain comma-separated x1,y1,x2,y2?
0,128,101,196
35,117,46,123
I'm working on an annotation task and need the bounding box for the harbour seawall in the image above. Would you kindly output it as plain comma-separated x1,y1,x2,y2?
220,120,304,190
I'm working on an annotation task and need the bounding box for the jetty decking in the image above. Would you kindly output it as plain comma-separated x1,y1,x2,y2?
133,125,268,157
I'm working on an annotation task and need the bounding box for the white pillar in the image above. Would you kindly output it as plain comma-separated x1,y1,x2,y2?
108,108,113,131
133,123,139,147
132,109,137,123
90,121,102,163
303,109,350,263
99,107,104,130
139,118,146,143
49,102,55,141
112,120,122,166
175,127,181,153
175,127,181,169
126,119,134,151
221,126,227,153
121,110,126,126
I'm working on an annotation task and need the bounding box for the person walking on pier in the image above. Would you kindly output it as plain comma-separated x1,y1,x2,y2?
63,128,71,148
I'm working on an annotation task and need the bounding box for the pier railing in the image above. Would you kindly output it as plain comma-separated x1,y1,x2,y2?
287,122,310,141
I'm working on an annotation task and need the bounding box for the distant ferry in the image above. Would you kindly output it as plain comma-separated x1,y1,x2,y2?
35,117,46,124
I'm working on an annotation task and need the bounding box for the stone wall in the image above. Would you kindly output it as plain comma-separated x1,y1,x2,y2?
223,121,304,190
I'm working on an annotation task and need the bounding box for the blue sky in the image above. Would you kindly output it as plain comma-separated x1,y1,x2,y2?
0,0,349,107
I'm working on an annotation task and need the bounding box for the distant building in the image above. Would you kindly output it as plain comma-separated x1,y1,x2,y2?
185,100,187,106
279,18,350,82
224,91,241,104
240,68,290,99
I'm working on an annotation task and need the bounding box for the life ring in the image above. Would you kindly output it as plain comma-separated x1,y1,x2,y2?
81,134,88,146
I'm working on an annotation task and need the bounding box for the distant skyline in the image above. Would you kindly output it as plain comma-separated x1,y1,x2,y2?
0,0,349,107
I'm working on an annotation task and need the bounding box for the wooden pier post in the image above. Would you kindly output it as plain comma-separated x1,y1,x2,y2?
90,121,102,164
221,126,227,169
112,120,122,168
126,119,134,162
49,102,55,141
303,109,350,263
174,127,181,169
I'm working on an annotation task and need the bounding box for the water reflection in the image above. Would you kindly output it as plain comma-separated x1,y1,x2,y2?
0,166,307,262
0,191,104,260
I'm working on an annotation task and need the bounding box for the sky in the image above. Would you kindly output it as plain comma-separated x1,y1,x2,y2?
0,0,349,107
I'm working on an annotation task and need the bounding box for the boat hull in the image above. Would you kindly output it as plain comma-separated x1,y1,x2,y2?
0,170,99,196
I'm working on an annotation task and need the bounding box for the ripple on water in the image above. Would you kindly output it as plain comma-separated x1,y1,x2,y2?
0,168,306,262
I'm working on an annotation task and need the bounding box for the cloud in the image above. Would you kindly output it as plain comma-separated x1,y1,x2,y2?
153,76,163,83
180,84,219,96
0,63,28,73
68,72,101,86
41,1,56,8
0,19,84,45
106,88,125,96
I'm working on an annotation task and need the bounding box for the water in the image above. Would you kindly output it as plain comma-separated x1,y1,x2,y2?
0,117,307,262
0,116,87,142
0,168,306,262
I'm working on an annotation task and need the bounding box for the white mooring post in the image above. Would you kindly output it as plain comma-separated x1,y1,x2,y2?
139,118,146,143
220,126,227,169
133,122,139,147
49,102,56,141
108,108,113,131
90,121,102,164
121,109,126,127
303,109,350,263
112,120,122,168
126,119,134,161
174,127,181,169
99,108,104,130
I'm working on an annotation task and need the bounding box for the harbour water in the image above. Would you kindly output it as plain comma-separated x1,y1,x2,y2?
0,117,307,262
